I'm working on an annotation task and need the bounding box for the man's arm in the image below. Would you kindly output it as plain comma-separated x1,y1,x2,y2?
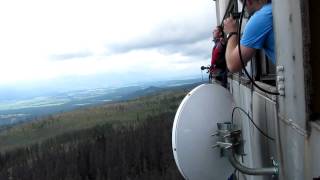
226,34,256,72
224,17,256,73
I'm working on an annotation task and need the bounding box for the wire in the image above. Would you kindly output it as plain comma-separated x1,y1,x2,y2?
231,106,275,141
237,0,280,96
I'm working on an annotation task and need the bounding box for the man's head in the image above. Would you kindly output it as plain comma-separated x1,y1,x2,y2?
213,25,224,39
239,0,271,15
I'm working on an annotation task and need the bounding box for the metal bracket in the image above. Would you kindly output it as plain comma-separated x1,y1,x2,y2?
212,122,279,176
211,123,243,153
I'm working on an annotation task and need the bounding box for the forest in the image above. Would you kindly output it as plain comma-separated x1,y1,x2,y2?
0,86,193,180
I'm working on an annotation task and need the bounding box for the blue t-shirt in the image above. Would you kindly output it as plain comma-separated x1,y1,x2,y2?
240,4,275,64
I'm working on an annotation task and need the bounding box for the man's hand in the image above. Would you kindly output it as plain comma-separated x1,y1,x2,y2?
223,16,256,73
223,17,238,33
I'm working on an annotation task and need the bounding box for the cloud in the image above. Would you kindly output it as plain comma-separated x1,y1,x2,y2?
0,0,217,86
107,15,215,60
50,51,92,61
154,36,213,59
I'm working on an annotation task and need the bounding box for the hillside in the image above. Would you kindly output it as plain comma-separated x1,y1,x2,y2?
0,86,190,152
0,84,195,180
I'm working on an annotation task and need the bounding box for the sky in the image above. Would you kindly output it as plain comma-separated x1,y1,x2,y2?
0,0,216,89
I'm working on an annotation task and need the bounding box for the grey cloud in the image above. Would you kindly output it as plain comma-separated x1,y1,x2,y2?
158,39,212,59
50,51,92,61
108,20,213,59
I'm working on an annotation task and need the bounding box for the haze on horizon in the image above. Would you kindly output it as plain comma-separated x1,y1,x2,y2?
0,0,216,90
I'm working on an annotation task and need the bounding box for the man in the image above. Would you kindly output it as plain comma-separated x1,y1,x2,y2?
223,0,274,73
210,25,227,87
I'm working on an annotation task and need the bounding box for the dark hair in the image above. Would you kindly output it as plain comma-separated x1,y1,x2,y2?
216,25,225,37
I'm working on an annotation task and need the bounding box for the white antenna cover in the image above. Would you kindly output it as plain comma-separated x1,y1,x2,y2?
172,83,234,180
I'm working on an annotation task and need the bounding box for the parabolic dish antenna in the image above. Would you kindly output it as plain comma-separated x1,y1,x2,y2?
172,83,235,180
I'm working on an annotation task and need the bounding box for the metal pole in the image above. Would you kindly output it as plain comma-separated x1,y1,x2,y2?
227,151,279,176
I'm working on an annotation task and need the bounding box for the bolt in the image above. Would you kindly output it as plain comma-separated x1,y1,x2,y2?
276,66,284,73
277,76,285,82
278,85,285,91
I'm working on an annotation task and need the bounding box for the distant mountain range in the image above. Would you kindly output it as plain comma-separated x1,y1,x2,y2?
0,74,202,101
0,78,202,126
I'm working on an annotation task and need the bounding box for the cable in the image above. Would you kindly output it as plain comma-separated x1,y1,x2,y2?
231,106,275,141
237,0,280,96
233,169,238,180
